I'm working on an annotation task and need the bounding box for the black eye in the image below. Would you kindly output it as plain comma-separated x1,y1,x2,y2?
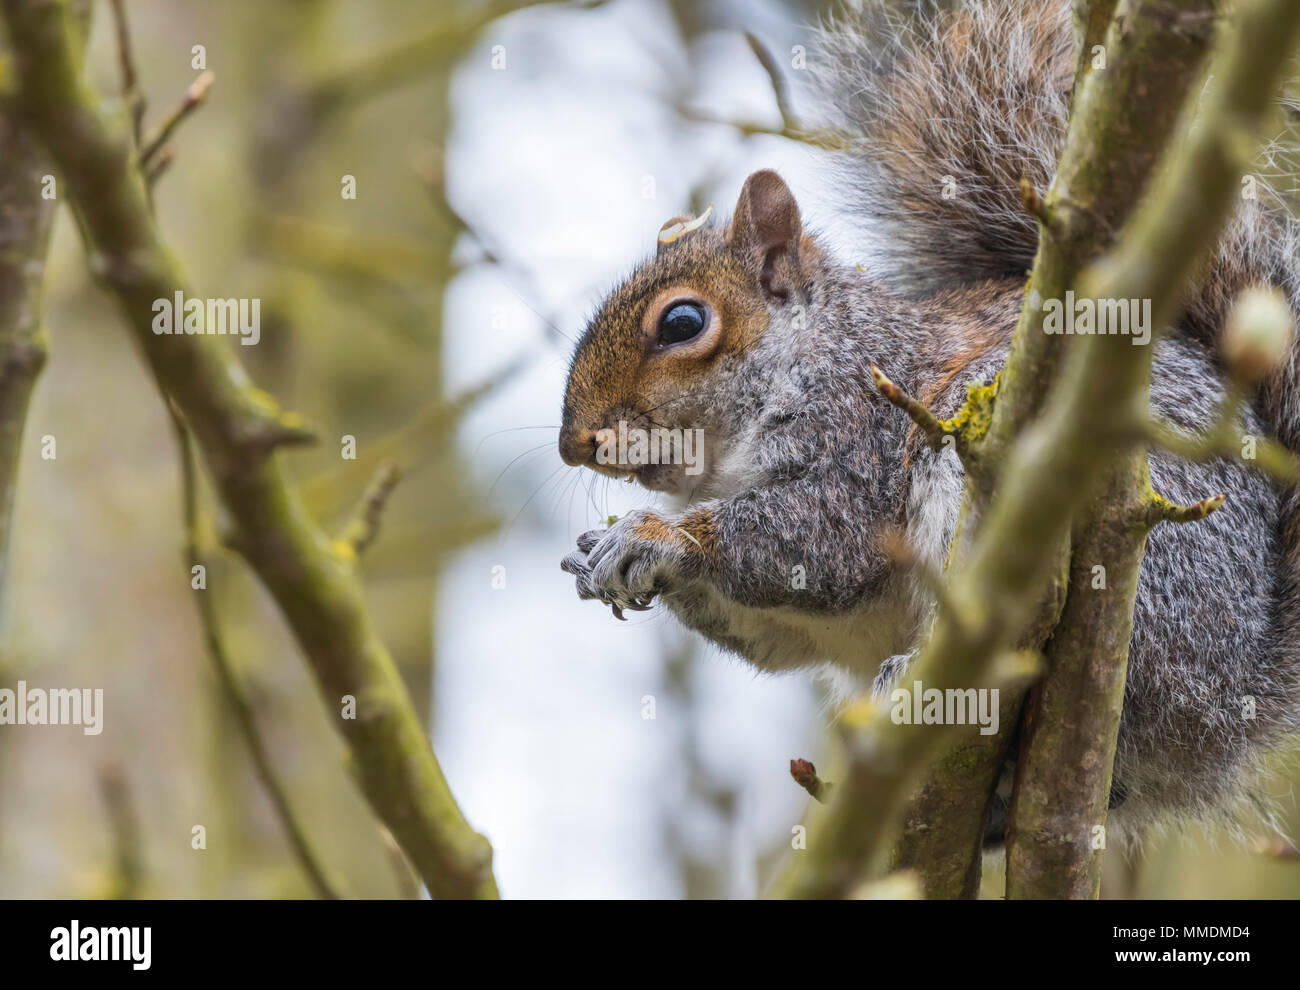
658,302,707,346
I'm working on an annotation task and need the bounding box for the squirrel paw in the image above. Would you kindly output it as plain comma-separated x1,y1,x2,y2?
560,510,686,619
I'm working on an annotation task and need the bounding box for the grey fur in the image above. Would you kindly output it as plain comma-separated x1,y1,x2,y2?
814,0,1072,292
560,0,1300,838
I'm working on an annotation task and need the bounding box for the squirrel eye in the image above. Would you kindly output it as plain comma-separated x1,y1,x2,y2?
657,302,707,346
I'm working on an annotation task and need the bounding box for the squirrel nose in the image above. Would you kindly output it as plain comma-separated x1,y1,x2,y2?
559,427,597,467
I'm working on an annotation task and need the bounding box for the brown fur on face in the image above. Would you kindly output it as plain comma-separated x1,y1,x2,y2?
560,171,821,492
558,226,768,479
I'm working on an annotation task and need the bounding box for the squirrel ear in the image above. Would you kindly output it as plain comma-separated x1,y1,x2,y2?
728,169,803,303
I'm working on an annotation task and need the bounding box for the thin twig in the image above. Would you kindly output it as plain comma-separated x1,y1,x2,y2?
1145,412,1300,486
107,0,145,146
144,145,174,187
870,365,950,448
790,759,834,804
1147,491,1226,526
338,460,402,557
745,31,796,129
140,70,214,166
1019,176,1054,228
97,763,143,900
2,0,498,899
168,404,344,900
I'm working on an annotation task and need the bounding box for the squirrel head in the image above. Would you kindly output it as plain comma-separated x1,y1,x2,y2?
559,169,819,493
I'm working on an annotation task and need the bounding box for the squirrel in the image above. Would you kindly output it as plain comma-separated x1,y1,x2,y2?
558,0,1300,841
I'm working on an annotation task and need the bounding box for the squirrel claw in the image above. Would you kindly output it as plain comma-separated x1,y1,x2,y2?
609,595,656,620
565,512,676,617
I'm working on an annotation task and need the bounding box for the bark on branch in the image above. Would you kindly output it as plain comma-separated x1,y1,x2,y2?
883,0,1222,900
0,0,498,899
775,0,1298,900
1004,0,1300,899
0,90,51,604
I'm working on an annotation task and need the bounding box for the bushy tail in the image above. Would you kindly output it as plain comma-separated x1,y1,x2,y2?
812,0,1300,741
811,0,1073,293
810,0,1300,339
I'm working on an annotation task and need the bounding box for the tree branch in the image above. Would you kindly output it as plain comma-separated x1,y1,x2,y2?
983,0,1221,476
1005,0,1300,899
880,0,1223,900
0,83,52,604
774,0,1296,900
0,0,88,604
1,0,498,899
170,406,344,899
875,0,1227,901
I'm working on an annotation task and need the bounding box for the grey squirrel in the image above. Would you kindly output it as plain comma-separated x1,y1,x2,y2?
558,0,1300,839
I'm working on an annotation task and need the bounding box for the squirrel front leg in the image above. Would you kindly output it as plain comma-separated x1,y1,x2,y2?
561,509,710,619
561,469,893,619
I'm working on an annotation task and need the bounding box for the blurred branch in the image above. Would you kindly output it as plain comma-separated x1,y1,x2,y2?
0,0,87,605
1071,0,1119,102
411,141,580,348
97,763,143,900
261,214,450,286
107,0,144,146
144,145,174,187
140,70,214,167
789,759,833,804
672,29,849,149
338,459,401,558
0,79,52,605
363,518,501,580
379,824,424,899
305,0,608,127
1144,385,1300,484
300,366,522,521
169,406,344,900
258,214,451,345
744,32,795,127
2,0,498,899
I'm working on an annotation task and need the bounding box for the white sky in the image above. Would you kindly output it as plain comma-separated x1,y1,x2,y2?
434,0,836,897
